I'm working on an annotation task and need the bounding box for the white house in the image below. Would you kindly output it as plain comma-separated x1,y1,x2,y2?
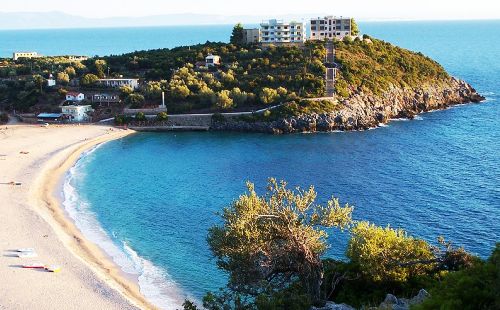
13,52,39,61
66,92,85,102
260,19,306,44
205,54,221,67
47,74,56,87
97,78,139,90
61,105,93,122
309,16,352,40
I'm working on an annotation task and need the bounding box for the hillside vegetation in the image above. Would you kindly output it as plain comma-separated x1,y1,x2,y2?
334,37,450,97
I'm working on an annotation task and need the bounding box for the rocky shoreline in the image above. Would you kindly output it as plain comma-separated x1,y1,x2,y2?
211,78,485,134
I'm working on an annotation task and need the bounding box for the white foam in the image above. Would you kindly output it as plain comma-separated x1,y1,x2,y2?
63,148,187,309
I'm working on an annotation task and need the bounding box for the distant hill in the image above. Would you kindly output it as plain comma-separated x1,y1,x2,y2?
0,11,318,30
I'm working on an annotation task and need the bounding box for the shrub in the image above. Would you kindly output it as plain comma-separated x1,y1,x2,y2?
125,93,145,108
259,87,279,104
415,243,500,310
0,112,8,124
135,112,146,121
156,111,168,121
347,222,436,282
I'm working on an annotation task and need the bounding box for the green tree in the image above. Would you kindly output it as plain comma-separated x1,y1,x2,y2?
64,66,76,77
351,19,360,36
230,88,248,106
95,59,107,78
135,111,146,121
259,87,279,104
119,85,134,99
230,23,244,45
81,73,99,87
156,111,168,122
56,72,70,85
215,90,234,110
415,243,500,310
125,93,145,108
207,179,353,304
347,222,436,282
32,74,45,92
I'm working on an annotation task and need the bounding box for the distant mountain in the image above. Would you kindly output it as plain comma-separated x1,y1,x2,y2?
0,11,326,30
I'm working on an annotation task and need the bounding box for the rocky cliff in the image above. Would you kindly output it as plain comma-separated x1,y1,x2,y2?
211,78,484,134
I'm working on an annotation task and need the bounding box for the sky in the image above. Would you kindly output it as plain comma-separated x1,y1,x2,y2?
2,0,500,20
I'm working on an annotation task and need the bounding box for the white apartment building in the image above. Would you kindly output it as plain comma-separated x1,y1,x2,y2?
97,78,139,90
309,16,352,40
61,105,93,122
260,19,306,44
13,52,39,61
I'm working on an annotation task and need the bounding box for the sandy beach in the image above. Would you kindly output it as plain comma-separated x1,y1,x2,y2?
0,124,156,309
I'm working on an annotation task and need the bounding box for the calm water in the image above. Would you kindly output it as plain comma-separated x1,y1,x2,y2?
61,21,500,308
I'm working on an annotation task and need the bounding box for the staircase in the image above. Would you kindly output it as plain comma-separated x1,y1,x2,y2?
324,42,336,98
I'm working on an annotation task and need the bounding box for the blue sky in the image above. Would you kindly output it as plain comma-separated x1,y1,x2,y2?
2,0,499,20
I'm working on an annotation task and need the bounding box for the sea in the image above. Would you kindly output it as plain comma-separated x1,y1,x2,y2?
2,21,498,309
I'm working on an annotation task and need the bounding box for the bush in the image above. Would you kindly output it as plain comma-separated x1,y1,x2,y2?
135,112,146,121
415,243,500,310
259,87,279,105
347,222,436,282
0,112,8,124
114,114,131,125
156,111,168,121
125,93,145,108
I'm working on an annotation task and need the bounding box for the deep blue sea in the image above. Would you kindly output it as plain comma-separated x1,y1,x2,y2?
49,21,500,309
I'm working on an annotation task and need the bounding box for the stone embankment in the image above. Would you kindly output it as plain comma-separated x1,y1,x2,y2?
212,78,484,134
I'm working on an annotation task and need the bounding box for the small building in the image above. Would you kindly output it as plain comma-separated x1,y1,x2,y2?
205,54,221,67
13,52,39,61
309,16,352,40
37,113,63,123
89,93,121,106
243,28,261,44
67,55,89,62
61,105,93,122
66,92,85,102
260,19,306,44
97,78,139,90
47,74,56,87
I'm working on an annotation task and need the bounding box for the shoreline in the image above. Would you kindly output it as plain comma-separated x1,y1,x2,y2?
0,124,157,310
33,127,161,309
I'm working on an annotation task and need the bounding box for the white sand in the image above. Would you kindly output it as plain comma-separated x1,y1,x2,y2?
0,124,156,310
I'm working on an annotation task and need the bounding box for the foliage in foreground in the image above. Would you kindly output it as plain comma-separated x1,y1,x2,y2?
180,179,494,310
415,243,500,310
207,179,353,305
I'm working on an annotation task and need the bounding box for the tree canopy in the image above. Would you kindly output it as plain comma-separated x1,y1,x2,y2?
230,23,245,45
207,179,353,305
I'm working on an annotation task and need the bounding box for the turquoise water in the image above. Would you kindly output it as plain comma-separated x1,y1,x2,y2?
0,25,234,58
61,21,500,308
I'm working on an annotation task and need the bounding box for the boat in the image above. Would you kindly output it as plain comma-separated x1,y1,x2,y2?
17,252,38,258
22,263,45,269
16,248,35,252
45,265,61,273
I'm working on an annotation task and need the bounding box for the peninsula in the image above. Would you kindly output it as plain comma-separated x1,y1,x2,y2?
0,19,484,132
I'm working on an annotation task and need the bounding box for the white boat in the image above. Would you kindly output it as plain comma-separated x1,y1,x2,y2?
17,252,38,258
16,248,35,253
22,263,45,269
45,265,61,273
